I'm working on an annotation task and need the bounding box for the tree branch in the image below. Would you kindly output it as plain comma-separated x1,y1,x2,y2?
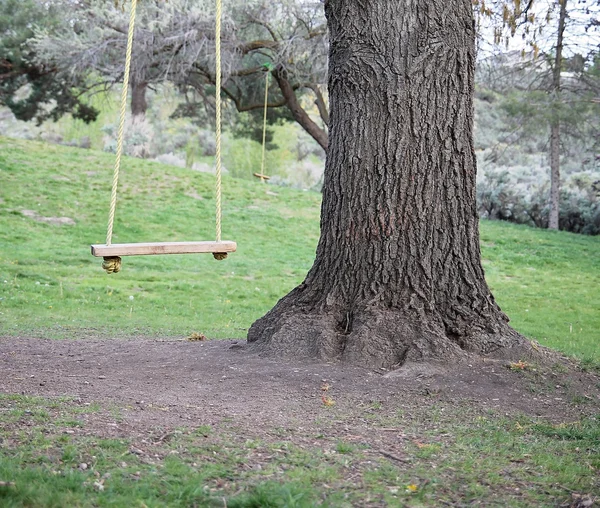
239,40,279,55
272,65,328,150
305,83,329,126
247,17,279,42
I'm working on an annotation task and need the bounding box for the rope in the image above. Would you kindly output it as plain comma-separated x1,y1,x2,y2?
102,0,137,273
100,0,228,268
259,70,269,183
102,257,122,274
106,0,137,246
215,0,223,244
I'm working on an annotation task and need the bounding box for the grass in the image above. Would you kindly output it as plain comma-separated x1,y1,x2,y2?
1,136,598,361
0,136,320,340
0,394,598,506
0,135,599,503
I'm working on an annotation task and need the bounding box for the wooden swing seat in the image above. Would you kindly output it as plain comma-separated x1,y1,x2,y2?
91,240,237,257
253,172,270,180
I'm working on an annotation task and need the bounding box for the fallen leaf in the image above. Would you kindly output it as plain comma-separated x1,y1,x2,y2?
321,395,335,407
186,333,207,342
508,360,530,370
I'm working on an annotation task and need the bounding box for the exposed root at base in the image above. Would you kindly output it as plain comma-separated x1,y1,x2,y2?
247,306,555,370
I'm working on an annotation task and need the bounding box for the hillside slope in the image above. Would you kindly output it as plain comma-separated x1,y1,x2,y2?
0,137,598,360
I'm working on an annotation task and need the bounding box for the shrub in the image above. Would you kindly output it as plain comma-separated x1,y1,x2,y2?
477,168,600,235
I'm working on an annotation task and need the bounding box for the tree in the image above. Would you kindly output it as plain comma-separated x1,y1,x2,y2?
0,0,98,124
28,0,189,119
548,0,568,230
247,0,536,368
475,0,600,231
30,0,329,147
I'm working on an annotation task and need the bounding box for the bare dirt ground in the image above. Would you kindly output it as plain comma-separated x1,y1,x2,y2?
1,336,599,436
1,336,599,506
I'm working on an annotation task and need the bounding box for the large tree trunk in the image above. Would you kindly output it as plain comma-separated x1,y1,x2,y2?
248,0,534,369
548,0,568,231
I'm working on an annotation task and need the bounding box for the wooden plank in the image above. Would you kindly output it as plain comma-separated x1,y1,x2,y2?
91,241,237,257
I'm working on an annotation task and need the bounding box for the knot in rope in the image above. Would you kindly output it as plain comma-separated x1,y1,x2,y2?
213,252,228,261
102,257,122,273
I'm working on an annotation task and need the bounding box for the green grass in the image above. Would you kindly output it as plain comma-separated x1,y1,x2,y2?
0,394,598,507
0,135,599,361
480,222,600,361
0,136,320,339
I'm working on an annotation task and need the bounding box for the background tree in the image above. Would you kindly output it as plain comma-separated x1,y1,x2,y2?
29,0,216,119
29,0,329,148
475,0,600,230
248,0,537,368
0,0,98,124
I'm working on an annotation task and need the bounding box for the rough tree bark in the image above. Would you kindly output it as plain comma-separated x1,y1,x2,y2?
247,0,536,369
548,0,568,231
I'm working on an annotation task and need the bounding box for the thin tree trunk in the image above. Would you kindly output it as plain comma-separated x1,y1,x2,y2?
247,0,534,368
548,0,568,230
549,122,560,229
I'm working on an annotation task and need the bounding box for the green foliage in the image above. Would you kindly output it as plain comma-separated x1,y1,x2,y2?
477,168,600,234
231,103,295,150
0,0,99,124
500,87,599,148
474,75,600,236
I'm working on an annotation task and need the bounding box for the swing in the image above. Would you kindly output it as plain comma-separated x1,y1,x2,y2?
91,0,236,273
253,67,271,183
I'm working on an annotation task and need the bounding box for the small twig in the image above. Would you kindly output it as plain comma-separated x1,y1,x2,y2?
377,449,411,464
153,432,173,444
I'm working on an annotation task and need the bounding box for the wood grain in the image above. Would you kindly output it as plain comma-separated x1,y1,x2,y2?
91,241,237,257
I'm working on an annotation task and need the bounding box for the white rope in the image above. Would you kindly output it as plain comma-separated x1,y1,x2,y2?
215,0,223,242
106,0,138,246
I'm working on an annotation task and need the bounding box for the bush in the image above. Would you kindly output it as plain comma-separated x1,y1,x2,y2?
477,168,600,235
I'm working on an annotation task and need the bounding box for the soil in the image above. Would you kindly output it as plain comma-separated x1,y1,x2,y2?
1,336,598,437
20,209,76,226
1,336,599,506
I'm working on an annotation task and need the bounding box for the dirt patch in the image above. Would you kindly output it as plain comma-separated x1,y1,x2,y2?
1,336,598,433
184,191,204,201
1,336,598,505
21,210,76,226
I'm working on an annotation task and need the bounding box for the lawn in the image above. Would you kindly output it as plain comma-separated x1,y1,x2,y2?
0,136,598,360
0,392,598,507
0,136,599,507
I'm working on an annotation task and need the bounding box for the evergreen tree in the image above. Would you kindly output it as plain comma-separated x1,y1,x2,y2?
0,0,98,124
